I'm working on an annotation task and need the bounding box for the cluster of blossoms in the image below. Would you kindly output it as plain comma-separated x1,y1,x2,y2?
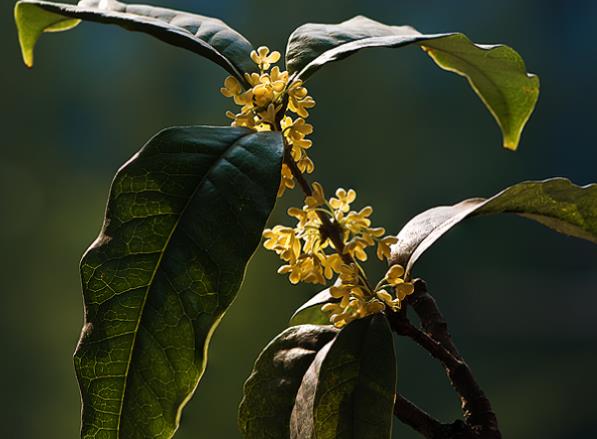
221,46,414,327
220,46,316,196
322,263,415,327
263,184,414,327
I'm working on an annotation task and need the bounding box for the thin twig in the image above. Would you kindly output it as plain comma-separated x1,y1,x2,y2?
282,143,352,266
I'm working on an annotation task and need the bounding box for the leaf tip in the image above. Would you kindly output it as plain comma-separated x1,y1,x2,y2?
22,45,35,68
14,2,33,67
14,1,80,68
502,138,519,151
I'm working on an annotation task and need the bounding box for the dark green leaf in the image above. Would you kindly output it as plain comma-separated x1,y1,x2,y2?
238,325,339,439
391,178,597,278
286,16,539,149
74,126,283,438
15,0,257,81
290,314,396,439
289,288,337,326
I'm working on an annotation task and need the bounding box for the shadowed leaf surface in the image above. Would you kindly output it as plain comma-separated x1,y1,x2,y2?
238,325,339,439
290,314,396,439
14,0,257,81
74,126,283,438
391,178,597,278
289,288,335,326
286,15,539,149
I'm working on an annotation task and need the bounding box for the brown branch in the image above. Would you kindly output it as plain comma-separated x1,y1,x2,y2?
388,281,501,439
394,393,478,439
409,279,461,357
394,393,442,438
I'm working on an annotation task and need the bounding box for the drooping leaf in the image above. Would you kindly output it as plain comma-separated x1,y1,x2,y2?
290,314,397,439
14,0,257,81
289,288,336,326
238,325,339,439
14,1,80,67
74,126,283,439
286,16,539,149
391,178,597,278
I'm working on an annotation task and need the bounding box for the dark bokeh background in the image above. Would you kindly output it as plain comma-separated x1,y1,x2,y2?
1,0,596,437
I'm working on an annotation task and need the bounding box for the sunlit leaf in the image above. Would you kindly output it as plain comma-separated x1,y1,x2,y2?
74,126,283,438
391,178,597,278
15,0,257,81
286,16,539,149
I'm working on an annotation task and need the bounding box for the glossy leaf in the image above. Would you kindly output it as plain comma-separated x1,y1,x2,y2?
14,0,257,81
238,325,339,439
286,16,539,149
74,126,283,438
391,178,597,278
290,314,396,439
289,288,335,326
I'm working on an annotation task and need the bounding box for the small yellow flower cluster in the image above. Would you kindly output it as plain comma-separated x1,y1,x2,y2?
263,185,396,283
263,183,342,285
279,115,315,196
322,263,415,328
327,187,399,263
262,184,412,326
219,46,316,197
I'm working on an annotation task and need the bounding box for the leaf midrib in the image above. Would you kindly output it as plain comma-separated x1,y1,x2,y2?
421,40,514,131
115,133,249,436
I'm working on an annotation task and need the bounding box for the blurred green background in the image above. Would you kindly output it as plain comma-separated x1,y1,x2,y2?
1,0,596,437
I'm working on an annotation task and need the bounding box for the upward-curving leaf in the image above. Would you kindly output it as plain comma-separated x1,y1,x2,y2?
290,314,396,439
14,0,258,82
74,126,283,439
286,16,539,149
391,178,597,279
238,325,339,439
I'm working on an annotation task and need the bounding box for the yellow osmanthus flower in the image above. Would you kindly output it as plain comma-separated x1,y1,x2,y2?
305,182,326,208
377,235,398,260
251,46,281,71
384,264,415,300
263,225,300,262
288,80,316,117
220,45,317,197
385,264,405,284
330,188,356,213
278,164,295,197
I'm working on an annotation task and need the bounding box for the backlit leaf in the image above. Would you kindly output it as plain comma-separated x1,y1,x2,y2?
15,0,257,81
286,16,539,149
74,126,283,438
391,178,597,278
